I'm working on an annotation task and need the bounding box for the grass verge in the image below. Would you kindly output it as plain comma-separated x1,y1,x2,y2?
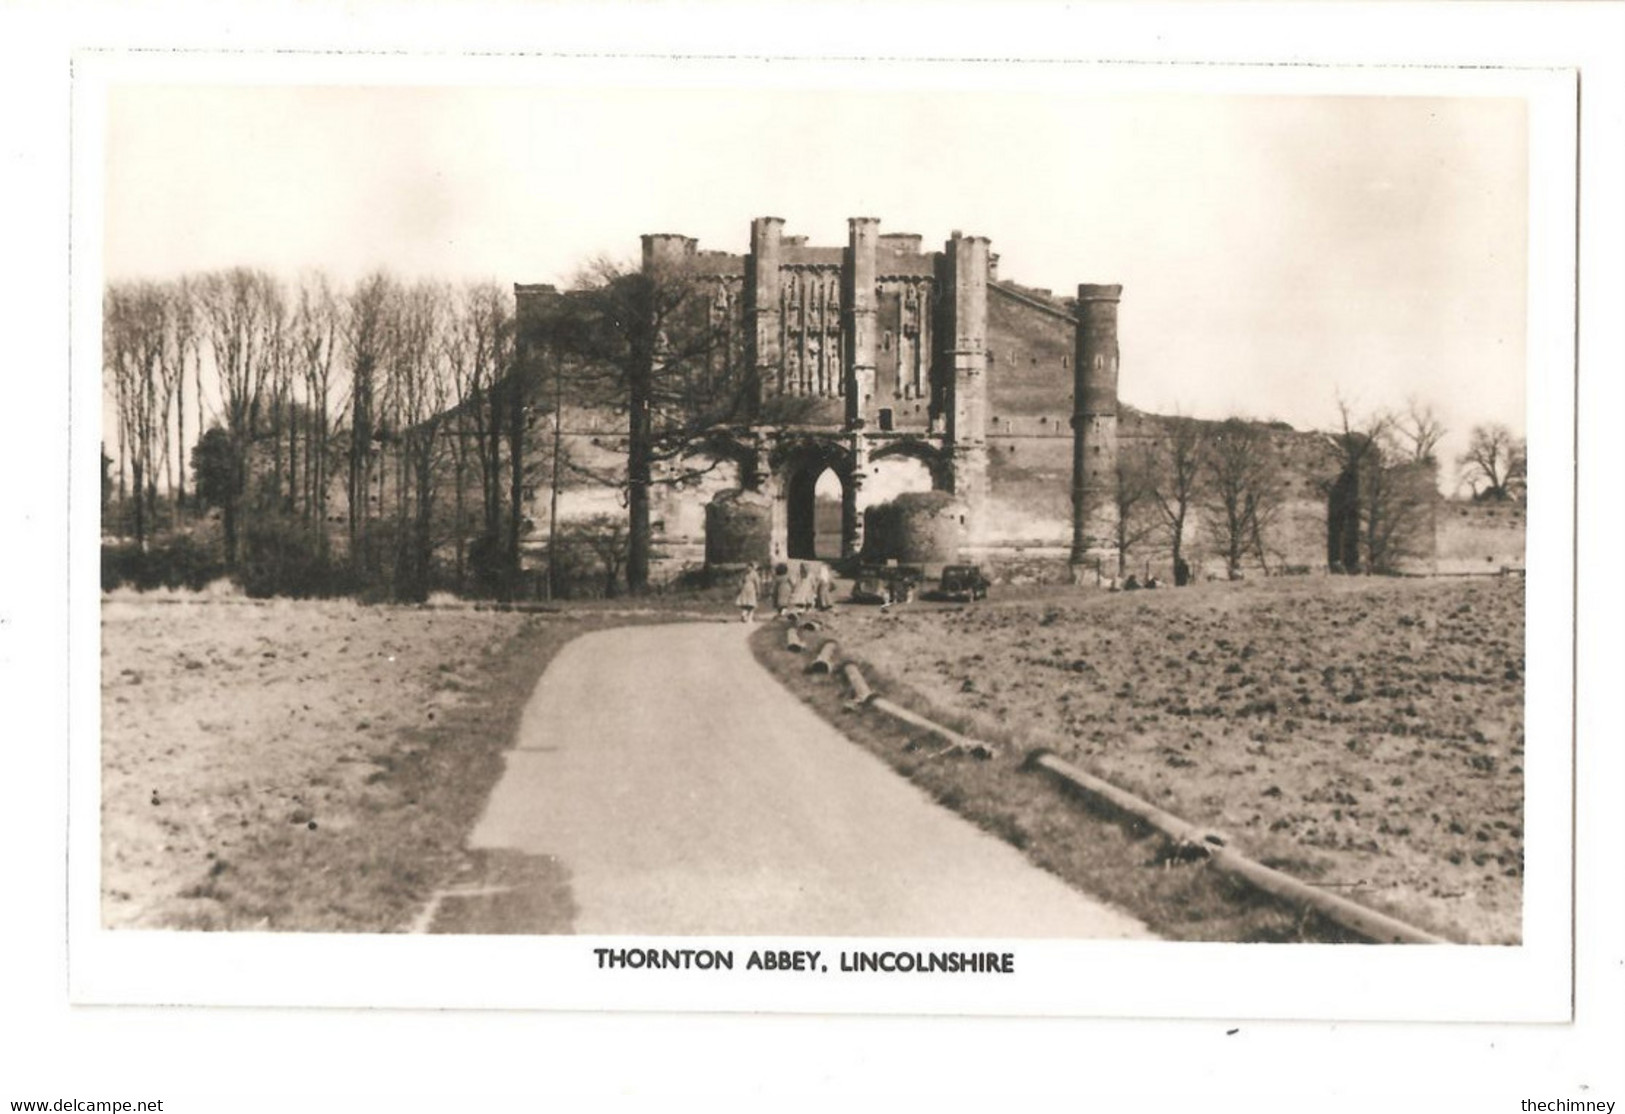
111,608,679,932
750,621,1372,943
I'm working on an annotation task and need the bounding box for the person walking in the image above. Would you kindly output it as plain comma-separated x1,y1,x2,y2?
771,563,794,618
814,564,836,612
791,562,816,612
735,563,759,623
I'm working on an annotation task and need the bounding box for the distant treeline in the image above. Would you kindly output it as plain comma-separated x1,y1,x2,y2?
102,265,1528,598
102,269,547,600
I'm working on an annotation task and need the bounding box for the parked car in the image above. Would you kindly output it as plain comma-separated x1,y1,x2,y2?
851,564,924,605
935,564,991,602
851,566,889,604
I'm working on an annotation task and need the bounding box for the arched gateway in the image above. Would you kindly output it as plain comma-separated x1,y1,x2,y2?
517,215,1135,581
696,429,953,567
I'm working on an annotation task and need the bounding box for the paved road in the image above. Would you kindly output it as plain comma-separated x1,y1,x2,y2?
464,621,1152,938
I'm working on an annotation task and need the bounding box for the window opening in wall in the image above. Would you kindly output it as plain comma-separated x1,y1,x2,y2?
878,408,894,432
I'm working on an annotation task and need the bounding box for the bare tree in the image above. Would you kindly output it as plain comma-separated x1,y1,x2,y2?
1458,422,1526,502
255,281,295,516
1112,443,1161,579
538,256,740,594
1202,419,1284,579
167,277,200,519
343,272,395,575
293,272,343,550
1398,397,1447,465
196,268,280,566
555,514,630,598
383,280,453,599
1148,414,1206,584
103,281,169,548
1325,401,1435,574
447,281,516,587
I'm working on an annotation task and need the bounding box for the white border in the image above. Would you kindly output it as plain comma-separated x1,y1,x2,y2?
6,2,1621,1107
67,51,1576,1023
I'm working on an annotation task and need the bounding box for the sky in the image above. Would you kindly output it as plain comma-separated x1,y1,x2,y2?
103,81,1529,482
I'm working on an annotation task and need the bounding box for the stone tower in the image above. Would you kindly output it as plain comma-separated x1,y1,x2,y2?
1071,283,1122,571
641,233,697,276
746,216,784,409
845,217,880,426
945,231,990,540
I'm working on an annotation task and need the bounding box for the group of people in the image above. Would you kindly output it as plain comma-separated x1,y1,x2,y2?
734,561,836,622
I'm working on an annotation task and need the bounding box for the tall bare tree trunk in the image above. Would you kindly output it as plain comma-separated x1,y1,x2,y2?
175,349,186,522
507,375,525,590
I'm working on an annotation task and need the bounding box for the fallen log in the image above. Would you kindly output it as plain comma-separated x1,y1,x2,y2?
1025,750,1446,944
841,662,874,704
872,697,997,760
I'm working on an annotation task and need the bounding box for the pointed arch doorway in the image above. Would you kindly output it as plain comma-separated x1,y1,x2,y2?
786,463,848,561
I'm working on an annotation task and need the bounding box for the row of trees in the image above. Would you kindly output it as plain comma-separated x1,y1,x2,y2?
106,255,1531,597
104,255,749,599
1107,399,1516,580
103,270,535,598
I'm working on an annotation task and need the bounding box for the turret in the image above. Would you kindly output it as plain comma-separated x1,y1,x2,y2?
1071,283,1123,569
641,233,696,278
747,217,784,402
944,231,990,541
844,217,880,426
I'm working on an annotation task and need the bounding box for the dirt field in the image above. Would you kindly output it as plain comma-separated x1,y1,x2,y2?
823,575,1525,944
100,595,576,930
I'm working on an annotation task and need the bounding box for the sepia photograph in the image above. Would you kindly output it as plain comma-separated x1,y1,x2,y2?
2,2,1618,1108
70,51,1578,1020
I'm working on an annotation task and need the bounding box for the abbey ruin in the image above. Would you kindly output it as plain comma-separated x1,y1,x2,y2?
515,217,1523,584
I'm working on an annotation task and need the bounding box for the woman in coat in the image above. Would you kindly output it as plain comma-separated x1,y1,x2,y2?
734,563,759,622
790,562,817,611
771,563,794,617
814,564,836,612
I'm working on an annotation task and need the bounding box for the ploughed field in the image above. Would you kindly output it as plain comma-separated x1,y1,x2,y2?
833,576,1525,944
100,596,551,930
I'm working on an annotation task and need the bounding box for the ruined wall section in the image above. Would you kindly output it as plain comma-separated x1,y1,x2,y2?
978,283,1079,546
1436,499,1526,573
519,219,1449,585
1109,413,1340,579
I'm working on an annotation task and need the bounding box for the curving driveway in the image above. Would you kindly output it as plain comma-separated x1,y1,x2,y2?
464,621,1152,938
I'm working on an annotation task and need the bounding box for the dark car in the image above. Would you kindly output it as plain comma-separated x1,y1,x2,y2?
851,566,889,604
936,564,990,602
851,564,924,605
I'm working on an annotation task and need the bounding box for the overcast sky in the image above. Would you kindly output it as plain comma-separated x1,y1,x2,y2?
104,82,1528,477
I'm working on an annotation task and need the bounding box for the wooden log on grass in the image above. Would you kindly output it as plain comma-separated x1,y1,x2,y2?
841,662,874,704
1025,750,1445,944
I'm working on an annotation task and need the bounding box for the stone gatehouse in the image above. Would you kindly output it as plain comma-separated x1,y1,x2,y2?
514,216,1514,584
517,215,1129,577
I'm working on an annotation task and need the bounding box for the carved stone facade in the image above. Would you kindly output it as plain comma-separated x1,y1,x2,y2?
514,216,1473,585
551,216,1122,571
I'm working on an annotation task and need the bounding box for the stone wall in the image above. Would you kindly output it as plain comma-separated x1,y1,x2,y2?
512,218,1469,589
1436,499,1527,573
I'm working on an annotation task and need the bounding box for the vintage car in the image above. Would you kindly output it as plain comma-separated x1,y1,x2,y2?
935,564,991,602
851,564,924,604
